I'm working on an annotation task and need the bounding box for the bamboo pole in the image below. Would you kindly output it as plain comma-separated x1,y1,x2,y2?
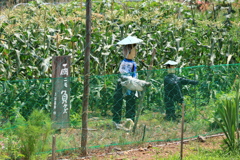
133,48,156,134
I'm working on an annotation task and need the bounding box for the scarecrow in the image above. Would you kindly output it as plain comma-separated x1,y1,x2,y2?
112,36,150,128
164,60,198,121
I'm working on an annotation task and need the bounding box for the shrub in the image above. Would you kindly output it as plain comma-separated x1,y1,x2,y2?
14,109,53,159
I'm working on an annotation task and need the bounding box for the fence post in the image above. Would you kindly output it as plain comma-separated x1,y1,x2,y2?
52,135,56,160
81,0,91,156
180,103,185,160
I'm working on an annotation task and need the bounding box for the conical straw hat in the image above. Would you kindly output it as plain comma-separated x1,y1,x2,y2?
164,60,178,66
117,36,143,45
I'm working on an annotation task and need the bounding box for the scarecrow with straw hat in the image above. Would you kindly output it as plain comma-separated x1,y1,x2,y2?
163,60,198,121
112,36,150,129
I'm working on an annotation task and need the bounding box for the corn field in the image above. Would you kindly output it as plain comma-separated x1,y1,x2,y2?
0,0,73,10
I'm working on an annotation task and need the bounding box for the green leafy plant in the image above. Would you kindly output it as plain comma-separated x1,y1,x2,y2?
215,82,239,151
14,109,53,160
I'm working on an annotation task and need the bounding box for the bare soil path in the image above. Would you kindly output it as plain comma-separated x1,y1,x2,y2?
57,134,224,160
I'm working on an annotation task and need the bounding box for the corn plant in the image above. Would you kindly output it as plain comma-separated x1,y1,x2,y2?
1,0,240,82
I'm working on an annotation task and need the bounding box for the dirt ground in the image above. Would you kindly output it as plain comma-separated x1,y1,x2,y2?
57,134,225,160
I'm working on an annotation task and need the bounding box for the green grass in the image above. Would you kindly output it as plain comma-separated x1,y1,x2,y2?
164,149,240,160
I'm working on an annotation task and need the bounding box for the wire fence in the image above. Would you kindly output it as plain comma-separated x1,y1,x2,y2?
0,63,240,157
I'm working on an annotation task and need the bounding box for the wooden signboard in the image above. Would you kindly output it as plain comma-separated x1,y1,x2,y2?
51,56,71,129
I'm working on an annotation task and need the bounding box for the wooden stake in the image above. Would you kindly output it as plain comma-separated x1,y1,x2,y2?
52,135,56,160
142,124,146,142
180,103,185,160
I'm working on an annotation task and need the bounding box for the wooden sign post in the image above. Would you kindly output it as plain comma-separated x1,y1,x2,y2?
51,56,71,129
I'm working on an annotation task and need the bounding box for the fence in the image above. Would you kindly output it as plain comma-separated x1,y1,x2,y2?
0,63,240,158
